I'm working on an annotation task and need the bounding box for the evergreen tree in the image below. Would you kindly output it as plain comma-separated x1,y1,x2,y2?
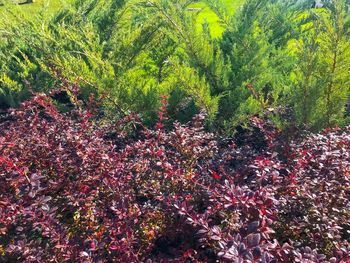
315,0,350,128
289,0,350,129
288,16,322,127
218,0,276,130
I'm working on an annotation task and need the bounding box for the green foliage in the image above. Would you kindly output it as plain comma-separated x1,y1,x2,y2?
1,0,350,132
218,0,294,130
0,0,221,125
315,0,350,128
217,0,350,132
288,0,350,130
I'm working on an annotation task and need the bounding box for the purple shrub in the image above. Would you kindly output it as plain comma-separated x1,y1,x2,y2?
0,91,349,262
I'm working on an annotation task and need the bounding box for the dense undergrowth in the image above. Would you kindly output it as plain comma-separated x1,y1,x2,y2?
0,0,350,261
0,89,349,262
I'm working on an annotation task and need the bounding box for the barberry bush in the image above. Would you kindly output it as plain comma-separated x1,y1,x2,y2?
0,91,349,262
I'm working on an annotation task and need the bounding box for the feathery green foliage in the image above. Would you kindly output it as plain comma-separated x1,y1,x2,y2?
1,0,350,132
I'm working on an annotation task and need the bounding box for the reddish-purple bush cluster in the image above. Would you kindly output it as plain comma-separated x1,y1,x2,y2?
0,92,349,262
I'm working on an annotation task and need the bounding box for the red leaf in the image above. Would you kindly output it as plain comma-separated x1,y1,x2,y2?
212,171,221,180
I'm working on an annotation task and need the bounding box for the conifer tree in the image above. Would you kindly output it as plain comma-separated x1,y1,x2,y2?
289,0,350,129
315,0,350,128
218,0,274,129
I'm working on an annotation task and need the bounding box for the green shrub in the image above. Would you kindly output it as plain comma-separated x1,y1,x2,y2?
1,0,350,132
0,0,220,125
